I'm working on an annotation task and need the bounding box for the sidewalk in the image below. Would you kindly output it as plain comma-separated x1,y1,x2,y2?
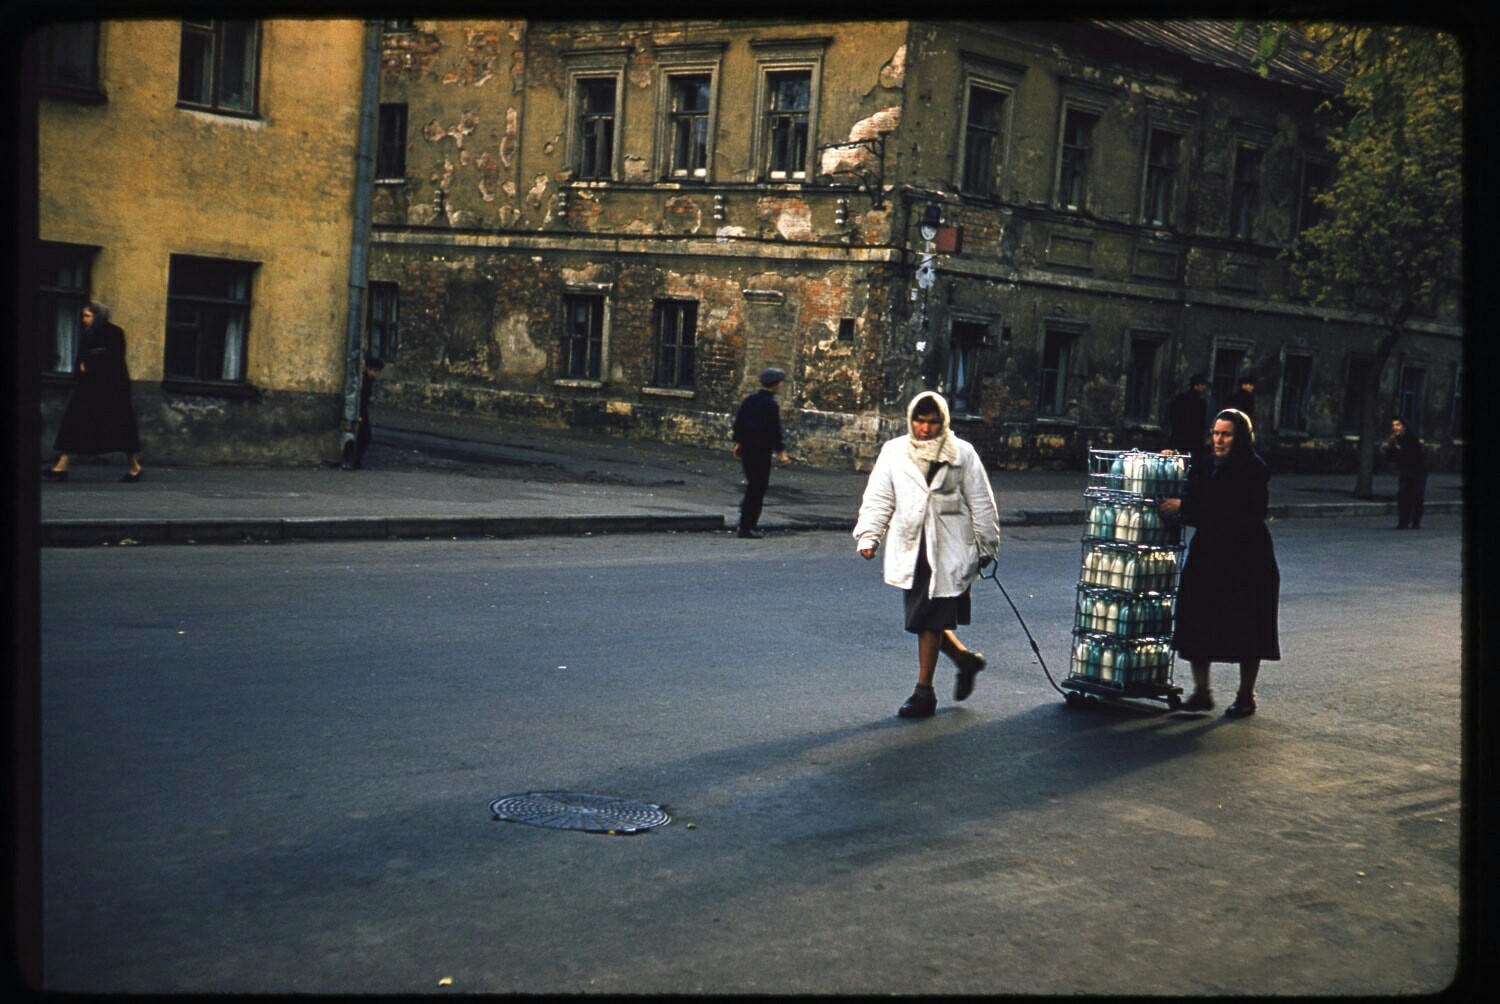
37,407,1464,546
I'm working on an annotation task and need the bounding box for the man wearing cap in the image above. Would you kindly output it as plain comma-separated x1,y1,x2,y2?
1166,373,1209,455
732,367,791,539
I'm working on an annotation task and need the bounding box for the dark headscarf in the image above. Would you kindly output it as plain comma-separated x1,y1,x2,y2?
1213,408,1256,465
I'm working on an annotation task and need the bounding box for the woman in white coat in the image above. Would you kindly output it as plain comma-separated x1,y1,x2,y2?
855,391,1001,717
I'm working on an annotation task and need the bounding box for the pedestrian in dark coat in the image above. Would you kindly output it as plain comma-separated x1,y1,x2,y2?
353,356,384,469
1224,376,1256,426
1158,407,1281,718
1384,417,1427,529
44,301,143,483
1166,373,1209,454
731,367,791,538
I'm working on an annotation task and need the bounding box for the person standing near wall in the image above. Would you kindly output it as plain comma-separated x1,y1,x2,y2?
1225,375,1256,427
731,367,791,539
1384,417,1427,529
1166,373,1209,454
43,301,143,483
353,356,384,470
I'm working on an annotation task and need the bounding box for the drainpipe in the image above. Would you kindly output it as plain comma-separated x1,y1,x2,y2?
340,20,381,468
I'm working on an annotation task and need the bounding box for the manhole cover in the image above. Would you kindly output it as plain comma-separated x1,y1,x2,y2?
489,792,671,834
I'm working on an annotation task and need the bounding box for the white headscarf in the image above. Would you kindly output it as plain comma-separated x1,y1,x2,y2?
906,391,959,467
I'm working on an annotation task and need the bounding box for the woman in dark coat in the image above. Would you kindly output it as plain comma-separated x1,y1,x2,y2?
44,301,143,482
1158,408,1280,717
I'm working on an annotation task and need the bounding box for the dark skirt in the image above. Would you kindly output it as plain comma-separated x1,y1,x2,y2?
904,535,971,634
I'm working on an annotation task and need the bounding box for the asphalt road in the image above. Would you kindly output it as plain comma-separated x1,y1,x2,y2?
36,514,1463,994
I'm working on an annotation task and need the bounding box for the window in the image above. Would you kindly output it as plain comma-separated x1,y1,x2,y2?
944,320,990,416
38,244,93,374
561,294,605,380
1229,146,1263,239
377,103,407,181
382,18,415,33
1449,366,1464,443
575,78,617,181
1056,108,1097,211
367,283,399,361
838,318,855,342
1039,329,1077,417
1397,365,1425,435
1142,129,1180,226
960,85,1006,197
764,71,811,179
1341,355,1372,434
1295,159,1333,239
1123,335,1164,421
668,74,712,178
654,301,697,389
165,256,254,384
1278,353,1314,433
37,22,101,99
178,19,259,116
1210,346,1246,414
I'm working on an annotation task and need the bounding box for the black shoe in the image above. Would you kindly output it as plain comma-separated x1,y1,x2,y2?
1225,694,1257,718
1180,690,1214,712
952,650,986,701
737,528,764,539
898,688,937,718
119,471,141,483
42,468,68,482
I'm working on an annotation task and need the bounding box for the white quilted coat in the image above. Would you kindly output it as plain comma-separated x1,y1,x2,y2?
853,433,1000,597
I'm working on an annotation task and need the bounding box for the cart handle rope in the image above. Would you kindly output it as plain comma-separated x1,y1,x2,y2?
978,561,1066,696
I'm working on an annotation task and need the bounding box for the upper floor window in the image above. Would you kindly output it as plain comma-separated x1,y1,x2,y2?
376,103,408,181
1056,108,1098,212
763,71,812,179
575,78,618,181
38,243,93,375
668,75,712,178
178,19,259,117
368,282,399,361
655,300,697,389
1141,128,1181,227
1295,159,1333,239
165,256,255,384
1229,145,1263,239
961,85,1007,198
37,22,102,101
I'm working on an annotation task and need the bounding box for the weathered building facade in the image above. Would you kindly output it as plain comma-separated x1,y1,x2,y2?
35,19,372,464
367,17,1463,473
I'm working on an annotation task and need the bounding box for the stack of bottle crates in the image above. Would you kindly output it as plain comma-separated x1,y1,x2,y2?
1063,449,1188,709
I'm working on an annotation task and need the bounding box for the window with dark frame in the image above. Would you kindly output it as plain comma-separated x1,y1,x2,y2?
561,294,605,380
1210,347,1245,415
178,18,259,116
1142,129,1180,226
1278,354,1314,432
655,300,697,389
1341,355,1372,434
576,78,617,181
1123,336,1162,421
367,283,399,361
1039,330,1075,416
1230,146,1263,239
377,103,408,180
961,85,1005,197
38,244,92,375
668,75,711,178
1057,108,1097,211
37,22,101,98
945,321,988,416
164,256,254,384
764,71,811,179
1397,366,1425,435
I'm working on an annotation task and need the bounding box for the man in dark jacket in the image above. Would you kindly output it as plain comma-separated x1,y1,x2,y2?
1385,417,1427,529
1166,373,1209,454
1225,375,1256,425
354,356,384,469
731,366,791,539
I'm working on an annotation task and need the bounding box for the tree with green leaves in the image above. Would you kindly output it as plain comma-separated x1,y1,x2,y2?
1248,23,1463,497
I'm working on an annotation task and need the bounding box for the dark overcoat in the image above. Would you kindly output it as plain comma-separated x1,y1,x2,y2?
54,321,141,455
1172,446,1281,662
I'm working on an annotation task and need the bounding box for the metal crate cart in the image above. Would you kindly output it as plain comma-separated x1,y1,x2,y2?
1063,449,1188,710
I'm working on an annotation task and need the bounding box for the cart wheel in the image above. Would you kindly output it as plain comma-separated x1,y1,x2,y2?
1166,694,1182,711
1064,691,1084,708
